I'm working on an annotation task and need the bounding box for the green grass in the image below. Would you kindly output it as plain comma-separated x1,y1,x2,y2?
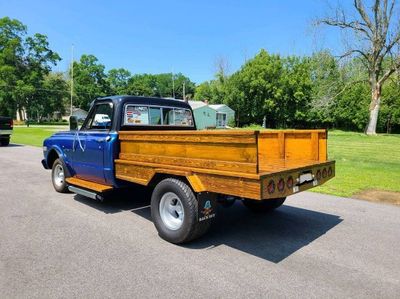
11,125,68,147
10,126,400,198
314,130,400,197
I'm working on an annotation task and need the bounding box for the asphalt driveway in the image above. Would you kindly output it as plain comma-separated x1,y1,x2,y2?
1,145,399,298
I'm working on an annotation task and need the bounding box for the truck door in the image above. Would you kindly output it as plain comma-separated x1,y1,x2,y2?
72,102,114,184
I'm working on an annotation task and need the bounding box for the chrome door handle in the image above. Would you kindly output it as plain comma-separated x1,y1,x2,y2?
96,136,111,143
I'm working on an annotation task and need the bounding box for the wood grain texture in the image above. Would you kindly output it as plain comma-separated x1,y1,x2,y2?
115,129,333,200
66,177,113,192
119,153,257,174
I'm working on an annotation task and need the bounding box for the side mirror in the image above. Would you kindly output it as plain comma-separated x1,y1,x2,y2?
69,116,78,131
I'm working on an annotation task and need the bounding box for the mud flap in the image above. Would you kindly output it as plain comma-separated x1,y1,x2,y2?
197,192,217,223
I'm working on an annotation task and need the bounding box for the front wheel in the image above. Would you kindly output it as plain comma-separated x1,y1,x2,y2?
151,178,212,244
51,158,69,193
242,197,286,212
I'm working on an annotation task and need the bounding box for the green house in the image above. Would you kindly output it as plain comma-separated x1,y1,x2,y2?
188,101,235,129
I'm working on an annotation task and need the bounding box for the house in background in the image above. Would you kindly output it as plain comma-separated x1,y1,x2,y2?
209,104,235,128
188,100,235,129
188,101,216,129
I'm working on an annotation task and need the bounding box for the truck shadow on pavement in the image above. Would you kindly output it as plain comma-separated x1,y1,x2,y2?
186,202,343,263
74,189,342,263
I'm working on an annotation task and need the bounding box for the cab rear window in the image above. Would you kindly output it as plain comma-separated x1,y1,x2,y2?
124,105,194,127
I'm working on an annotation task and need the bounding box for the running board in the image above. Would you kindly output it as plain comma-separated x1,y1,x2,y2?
68,185,100,200
66,177,113,193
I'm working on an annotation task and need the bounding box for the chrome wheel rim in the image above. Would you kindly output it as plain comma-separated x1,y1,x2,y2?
159,192,184,230
53,164,64,187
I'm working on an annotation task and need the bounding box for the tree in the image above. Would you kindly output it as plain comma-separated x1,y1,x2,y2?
0,17,26,117
224,50,284,127
126,73,195,99
39,72,69,118
72,54,110,109
0,17,60,120
318,0,400,134
108,68,131,95
308,51,344,126
380,71,400,132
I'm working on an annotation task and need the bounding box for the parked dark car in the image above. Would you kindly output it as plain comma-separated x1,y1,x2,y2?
0,116,13,146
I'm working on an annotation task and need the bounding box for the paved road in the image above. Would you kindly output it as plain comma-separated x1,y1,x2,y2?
1,145,400,298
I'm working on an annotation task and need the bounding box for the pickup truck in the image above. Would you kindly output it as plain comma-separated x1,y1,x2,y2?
42,96,335,244
0,116,13,146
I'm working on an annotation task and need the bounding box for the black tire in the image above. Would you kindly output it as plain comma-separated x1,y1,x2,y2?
51,158,69,193
242,197,286,213
0,137,10,146
151,178,212,244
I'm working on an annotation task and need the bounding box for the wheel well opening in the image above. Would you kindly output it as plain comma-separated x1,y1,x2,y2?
47,150,59,169
148,173,192,191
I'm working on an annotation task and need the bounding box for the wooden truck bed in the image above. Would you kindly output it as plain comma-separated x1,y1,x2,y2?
115,130,335,200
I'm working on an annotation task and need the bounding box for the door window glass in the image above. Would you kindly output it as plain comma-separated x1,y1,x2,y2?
86,103,113,130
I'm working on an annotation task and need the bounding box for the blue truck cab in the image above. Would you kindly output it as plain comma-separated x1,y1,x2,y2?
42,95,196,192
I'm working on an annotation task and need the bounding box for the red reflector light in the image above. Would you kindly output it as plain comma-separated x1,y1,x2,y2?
277,178,285,192
10,119,13,128
267,180,275,194
322,168,327,178
287,176,294,189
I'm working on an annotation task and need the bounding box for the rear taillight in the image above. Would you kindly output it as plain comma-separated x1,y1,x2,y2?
287,176,294,189
10,119,13,128
267,180,275,194
277,178,285,192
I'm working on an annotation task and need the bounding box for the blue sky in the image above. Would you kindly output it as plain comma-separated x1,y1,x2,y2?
1,0,344,83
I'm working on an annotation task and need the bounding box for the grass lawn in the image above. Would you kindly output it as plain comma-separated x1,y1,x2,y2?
10,126,400,198
11,125,68,147
314,130,400,198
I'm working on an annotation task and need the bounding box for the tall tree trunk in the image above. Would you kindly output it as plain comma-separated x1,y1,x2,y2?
365,83,381,135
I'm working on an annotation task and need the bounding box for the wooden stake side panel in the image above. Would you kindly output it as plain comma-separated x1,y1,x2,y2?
258,130,327,172
115,129,332,200
114,161,261,200
119,130,259,174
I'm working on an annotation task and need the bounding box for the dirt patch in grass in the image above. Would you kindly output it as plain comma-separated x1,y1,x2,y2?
352,190,400,206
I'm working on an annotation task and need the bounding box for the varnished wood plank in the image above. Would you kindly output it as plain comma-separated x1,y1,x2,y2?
115,163,155,185
119,133,256,144
120,141,257,163
66,177,113,192
119,153,257,174
195,173,261,200
114,159,261,180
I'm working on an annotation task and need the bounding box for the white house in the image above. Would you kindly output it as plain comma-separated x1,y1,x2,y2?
188,101,235,129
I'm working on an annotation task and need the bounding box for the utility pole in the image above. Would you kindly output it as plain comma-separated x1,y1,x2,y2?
182,82,186,101
172,71,175,98
70,44,74,116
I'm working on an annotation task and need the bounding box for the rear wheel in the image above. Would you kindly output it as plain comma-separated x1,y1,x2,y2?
242,197,286,212
151,178,212,244
51,158,69,193
0,137,10,146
